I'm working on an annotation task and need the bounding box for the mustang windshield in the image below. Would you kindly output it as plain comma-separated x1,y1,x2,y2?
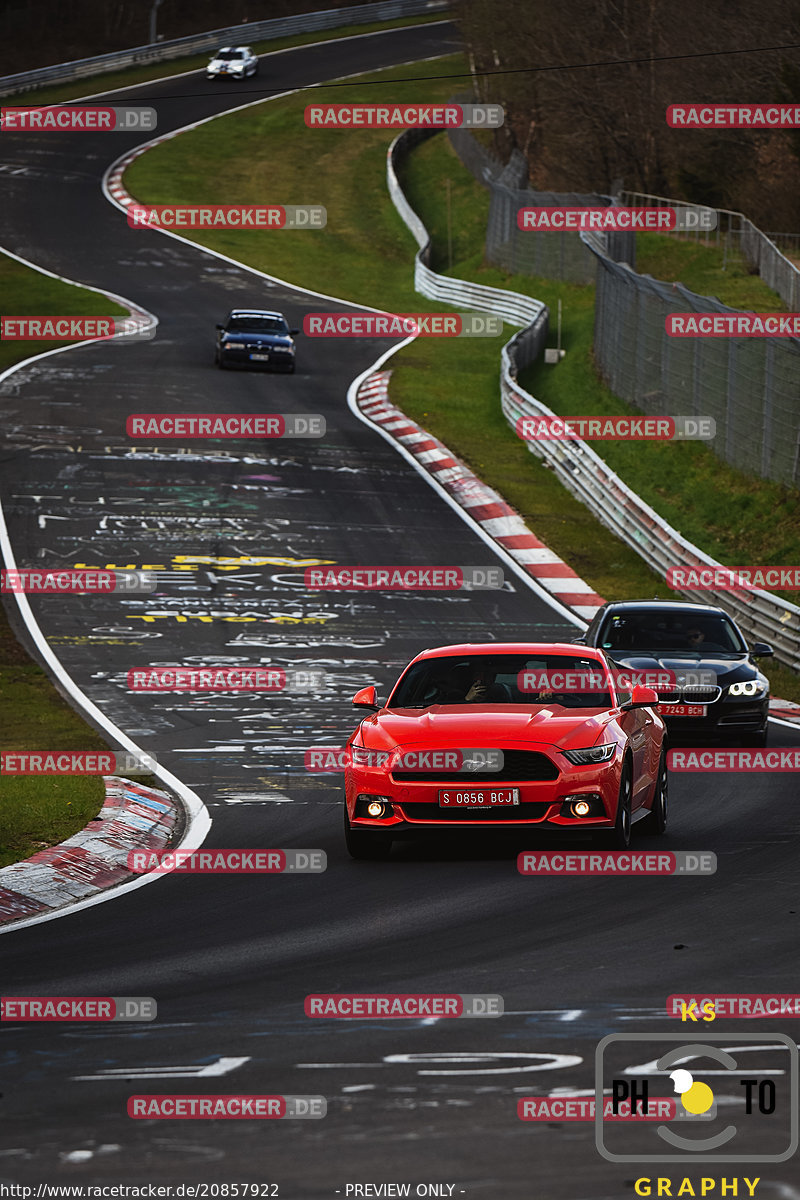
388,654,613,709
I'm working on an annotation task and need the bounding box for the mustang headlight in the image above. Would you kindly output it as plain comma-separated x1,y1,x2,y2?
351,745,391,768
728,679,763,697
562,743,616,765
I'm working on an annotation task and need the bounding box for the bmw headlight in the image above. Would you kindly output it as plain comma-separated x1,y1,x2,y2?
562,743,616,765
728,679,764,697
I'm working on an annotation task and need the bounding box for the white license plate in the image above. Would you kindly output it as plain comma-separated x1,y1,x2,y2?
249,353,270,361
438,788,519,808
658,703,707,717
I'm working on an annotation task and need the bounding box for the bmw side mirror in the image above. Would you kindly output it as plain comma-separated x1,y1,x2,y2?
215,323,224,330
622,685,659,710
572,635,587,645
352,685,380,711
289,328,299,335
751,642,774,657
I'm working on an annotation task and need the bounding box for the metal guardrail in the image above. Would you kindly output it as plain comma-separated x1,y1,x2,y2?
0,0,449,98
388,129,800,670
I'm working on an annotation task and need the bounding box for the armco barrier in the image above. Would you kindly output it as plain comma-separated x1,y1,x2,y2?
388,129,800,672
0,0,448,98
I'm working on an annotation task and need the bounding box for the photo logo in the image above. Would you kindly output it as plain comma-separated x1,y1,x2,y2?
595,1032,799,1162
0,106,156,131
303,313,502,337
126,414,325,439
304,566,504,591
304,103,503,129
518,206,716,232
127,205,325,229
516,416,715,441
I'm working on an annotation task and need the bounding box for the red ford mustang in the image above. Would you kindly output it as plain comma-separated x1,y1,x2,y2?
343,643,667,859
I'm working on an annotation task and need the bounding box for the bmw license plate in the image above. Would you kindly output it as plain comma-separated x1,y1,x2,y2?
438,788,519,808
658,703,707,716
249,353,270,361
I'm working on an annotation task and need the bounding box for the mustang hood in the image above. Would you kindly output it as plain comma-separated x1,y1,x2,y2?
359,706,614,752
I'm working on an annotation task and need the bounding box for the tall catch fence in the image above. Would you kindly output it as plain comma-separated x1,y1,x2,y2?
449,128,800,488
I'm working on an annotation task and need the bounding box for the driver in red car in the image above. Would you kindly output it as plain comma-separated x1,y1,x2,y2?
437,662,509,703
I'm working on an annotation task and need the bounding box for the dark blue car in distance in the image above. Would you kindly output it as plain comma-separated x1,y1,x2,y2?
577,599,773,745
215,309,298,372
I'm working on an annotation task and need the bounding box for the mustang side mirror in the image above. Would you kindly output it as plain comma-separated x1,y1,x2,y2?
750,642,774,658
352,685,380,711
622,685,659,710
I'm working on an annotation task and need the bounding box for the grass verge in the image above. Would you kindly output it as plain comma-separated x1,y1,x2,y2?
0,253,137,868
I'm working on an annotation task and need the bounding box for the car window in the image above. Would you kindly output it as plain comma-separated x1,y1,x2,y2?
225,317,288,334
599,611,745,655
387,654,612,709
216,50,243,60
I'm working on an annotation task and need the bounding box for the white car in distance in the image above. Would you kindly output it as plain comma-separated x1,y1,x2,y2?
206,47,258,80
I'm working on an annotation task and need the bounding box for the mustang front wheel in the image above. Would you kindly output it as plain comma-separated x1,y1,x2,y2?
641,750,668,835
598,762,632,849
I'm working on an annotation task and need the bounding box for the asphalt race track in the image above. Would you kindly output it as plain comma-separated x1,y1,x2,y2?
2,21,800,1198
